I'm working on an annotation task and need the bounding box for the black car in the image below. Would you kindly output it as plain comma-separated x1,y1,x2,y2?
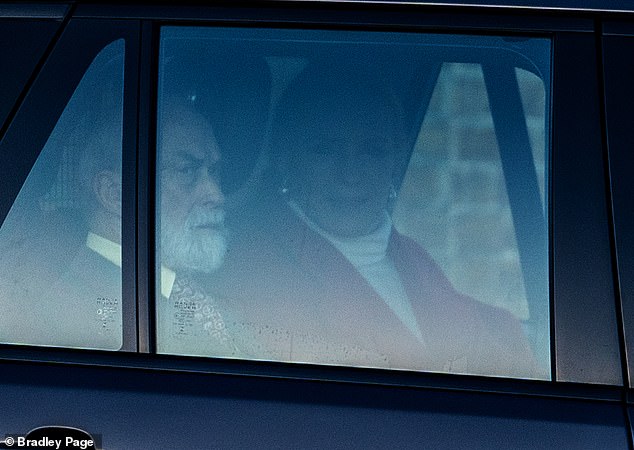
1,1,634,448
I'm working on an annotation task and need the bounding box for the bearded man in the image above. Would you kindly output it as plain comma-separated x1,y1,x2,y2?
155,99,239,357
154,48,272,358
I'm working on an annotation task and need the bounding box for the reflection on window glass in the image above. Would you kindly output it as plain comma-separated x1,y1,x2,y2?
0,40,125,350
393,62,550,369
155,27,550,379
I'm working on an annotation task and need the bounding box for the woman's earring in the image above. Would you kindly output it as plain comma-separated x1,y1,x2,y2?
279,178,290,196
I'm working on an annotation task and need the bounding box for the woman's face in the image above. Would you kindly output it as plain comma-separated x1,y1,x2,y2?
293,109,400,238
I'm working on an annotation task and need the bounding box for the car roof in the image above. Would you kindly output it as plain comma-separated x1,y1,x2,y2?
4,0,634,21
277,0,634,13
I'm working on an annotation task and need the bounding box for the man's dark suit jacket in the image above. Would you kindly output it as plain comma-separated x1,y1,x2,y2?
0,242,123,350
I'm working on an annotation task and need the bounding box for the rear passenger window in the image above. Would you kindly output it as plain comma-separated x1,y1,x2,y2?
154,27,551,379
0,39,124,350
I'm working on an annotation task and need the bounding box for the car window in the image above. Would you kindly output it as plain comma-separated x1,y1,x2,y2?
154,27,550,379
0,39,125,350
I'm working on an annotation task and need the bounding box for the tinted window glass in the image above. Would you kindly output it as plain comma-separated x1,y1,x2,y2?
0,39,124,350
155,27,550,379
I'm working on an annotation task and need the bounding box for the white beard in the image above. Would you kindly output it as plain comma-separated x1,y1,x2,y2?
161,207,227,274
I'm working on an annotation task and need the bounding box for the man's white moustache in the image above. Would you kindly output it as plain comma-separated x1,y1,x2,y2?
188,208,225,227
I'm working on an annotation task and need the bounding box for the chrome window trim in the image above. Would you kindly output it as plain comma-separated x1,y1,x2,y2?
0,3,69,19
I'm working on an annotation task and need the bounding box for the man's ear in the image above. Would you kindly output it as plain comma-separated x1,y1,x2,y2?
93,170,122,216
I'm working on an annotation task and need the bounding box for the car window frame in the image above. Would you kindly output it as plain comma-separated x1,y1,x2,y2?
0,17,141,352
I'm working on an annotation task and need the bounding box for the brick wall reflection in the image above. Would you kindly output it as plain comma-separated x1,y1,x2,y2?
393,63,546,320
